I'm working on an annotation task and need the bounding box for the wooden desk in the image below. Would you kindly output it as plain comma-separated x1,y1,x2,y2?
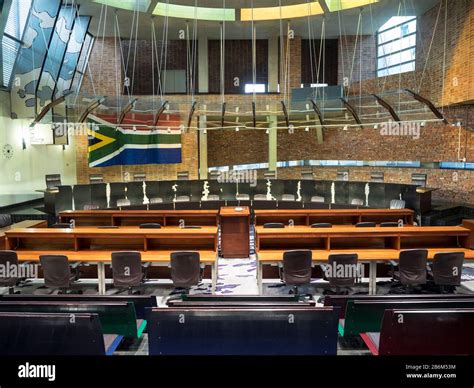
254,208,415,226
59,210,219,227
219,207,250,258
5,226,219,294
0,220,46,249
14,250,217,295
255,224,474,295
5,226,218,252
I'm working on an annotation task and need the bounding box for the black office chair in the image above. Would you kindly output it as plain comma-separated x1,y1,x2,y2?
263,223,285,228
380,222,400,227
170,252,202,296
280,250,312,297
111,251,149,295
39,255,82,294
311,223,332,228
0,214,12,228
139,223,162,229
324,253,359,295
355,222,376,227
430,252,464,293
390,249,428,293
0,250,21,294
52,223,72,228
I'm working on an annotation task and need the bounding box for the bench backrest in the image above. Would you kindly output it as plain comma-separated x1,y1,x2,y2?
379,308,474,355
343,299,474,336
0,312,106,355
0,294,156,319
147,307,339,355
324,294,474,319
0,301,140,338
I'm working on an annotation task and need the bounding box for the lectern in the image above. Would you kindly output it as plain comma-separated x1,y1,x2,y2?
219,206,250,258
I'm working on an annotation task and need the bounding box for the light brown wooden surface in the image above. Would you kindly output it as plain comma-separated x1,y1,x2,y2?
257,248,474,262
255,225,473,252
219,207,250,257
60,209,219,226
5,226,218,252
219,206,250,217
15,250,217,263
254,208,415,225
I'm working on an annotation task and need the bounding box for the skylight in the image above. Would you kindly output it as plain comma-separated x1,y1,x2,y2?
152,3,236,21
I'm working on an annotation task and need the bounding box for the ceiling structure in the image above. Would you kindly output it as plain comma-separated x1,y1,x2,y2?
75,0,439,39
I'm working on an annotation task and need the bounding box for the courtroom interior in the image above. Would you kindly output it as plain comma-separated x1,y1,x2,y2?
1,0,474,366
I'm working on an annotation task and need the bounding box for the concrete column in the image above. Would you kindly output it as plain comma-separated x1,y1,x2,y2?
268,37,279,93
199,114,208,179
268,115,278,173
198,38,209,93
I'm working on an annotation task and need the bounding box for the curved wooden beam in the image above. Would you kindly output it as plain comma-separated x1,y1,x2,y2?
118,98,138,125
78,97,106,123
153,100,168,127
372,94,401,122
187,101,197,130
403,89,449,124
221,102,226,128
280,100,290,127
252,102,257,128
30,91,73,127
310,99,326,129
340,97,363,129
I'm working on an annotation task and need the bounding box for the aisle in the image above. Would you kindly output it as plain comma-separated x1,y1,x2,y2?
215,257,258,295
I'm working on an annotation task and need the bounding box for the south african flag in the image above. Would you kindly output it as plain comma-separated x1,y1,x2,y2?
87,114,182,167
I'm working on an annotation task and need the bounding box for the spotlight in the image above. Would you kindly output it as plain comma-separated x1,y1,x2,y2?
265,129,269,134
167,127,171,133
343,125,348,131
305,127,309,132
235,127,240,132
203,129,207,134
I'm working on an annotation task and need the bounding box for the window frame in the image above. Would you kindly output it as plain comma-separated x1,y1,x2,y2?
1,0,33,89
376,16,417,78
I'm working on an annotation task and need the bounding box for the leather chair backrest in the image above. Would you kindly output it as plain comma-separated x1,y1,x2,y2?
139,223,162,229
380,222,399,227
283,250,312,286
327,253,359,287
0,214,12,228
398,249,428,285
311,223,332,228
432,252,464,286
39,255,72,289
263,223,285,228
111,252,143,288
355,222,376,227
170,252,201,288
0,250,19,286
390,199,406,209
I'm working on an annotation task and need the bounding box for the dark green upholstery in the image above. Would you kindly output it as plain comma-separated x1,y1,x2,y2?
340,299,474,337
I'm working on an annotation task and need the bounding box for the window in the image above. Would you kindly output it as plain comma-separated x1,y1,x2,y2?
377,16,416,77
1,0,32,88
71,33,94,93
244,84,265,93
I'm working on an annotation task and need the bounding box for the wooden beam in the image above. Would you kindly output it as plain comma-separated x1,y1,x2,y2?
78,97,106,123
187,101,197,130
340,97,363,129
372,94,401,122
30,91,73,127
118,98,138,125
153,100,168,127
280,100,290,127
404,89,449,124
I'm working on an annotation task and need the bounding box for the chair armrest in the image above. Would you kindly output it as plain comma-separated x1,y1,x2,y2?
70,262,82,269
143,262,151,268
389,260,398,267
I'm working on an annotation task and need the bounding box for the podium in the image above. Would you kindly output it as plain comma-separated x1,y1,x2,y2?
219,206,250,258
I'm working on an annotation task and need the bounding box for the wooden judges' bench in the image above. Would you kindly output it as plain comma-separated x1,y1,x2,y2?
59,210,219,227
254,208,415,226
255,222,474,294
5,226,218,294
